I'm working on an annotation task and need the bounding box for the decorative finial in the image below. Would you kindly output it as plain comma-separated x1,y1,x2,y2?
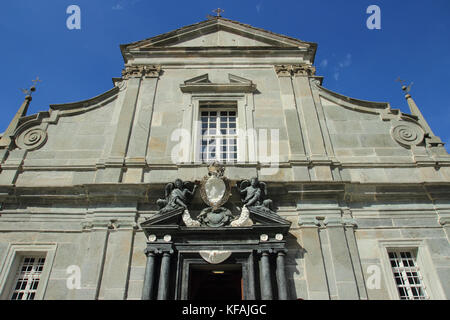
213,8,224,17
0,77,42,149
396,77,413,94
20,77,42,98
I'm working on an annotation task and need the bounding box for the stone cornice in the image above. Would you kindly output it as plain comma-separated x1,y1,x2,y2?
0,182,447,206
180,82,256,93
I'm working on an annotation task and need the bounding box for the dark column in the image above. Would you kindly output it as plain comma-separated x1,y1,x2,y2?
276,250,289,300
247,252,256,300
141,250,156,300
157,251,171,300
260,251,273,300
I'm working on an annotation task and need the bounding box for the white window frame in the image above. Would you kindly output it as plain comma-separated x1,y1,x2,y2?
10,255,47,300
378,240,445,300
199,103,238,163
0,243,57,300
386,248,428,299
179,93,256,164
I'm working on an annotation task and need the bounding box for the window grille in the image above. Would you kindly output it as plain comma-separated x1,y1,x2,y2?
200,107,237,163
10,256,46,300
388,249,428,300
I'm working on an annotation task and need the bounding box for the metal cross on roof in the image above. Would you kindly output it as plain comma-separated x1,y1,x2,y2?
20,77,42,96
213,8,224,17
396,77,413,93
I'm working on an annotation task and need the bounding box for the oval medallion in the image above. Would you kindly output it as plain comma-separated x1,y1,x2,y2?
204,175,226,206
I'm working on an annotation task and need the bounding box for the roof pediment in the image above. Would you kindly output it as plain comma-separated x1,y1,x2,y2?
121,17,316,52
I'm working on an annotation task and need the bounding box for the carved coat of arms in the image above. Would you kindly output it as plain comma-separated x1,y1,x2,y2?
197,162,233,227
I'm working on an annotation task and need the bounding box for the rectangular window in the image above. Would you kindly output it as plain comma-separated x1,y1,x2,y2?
10,256,46,300
387,249,428,300
200,102,238,163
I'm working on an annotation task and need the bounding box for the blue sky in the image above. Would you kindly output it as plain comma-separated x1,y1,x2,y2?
1,0,449,151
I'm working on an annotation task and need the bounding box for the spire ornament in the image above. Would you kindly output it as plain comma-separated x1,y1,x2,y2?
395,77,443,147
212,8,224,17
0,77,42,149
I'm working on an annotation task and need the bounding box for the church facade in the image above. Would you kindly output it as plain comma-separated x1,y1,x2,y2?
0,17,449,300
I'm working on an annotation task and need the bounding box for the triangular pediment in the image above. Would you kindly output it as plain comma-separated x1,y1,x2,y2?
121,17,314,51
170,29,272,47
247,207,291,227
180,73,256,93
228,74,252,84
184,74,210,84
140,206,291,230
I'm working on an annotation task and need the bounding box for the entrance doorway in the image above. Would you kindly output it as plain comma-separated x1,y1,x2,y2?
188,264,242,300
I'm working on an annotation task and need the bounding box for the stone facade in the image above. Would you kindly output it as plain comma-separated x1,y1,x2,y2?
0,17,449,300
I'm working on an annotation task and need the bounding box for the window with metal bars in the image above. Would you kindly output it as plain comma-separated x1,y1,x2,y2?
10,256,46,300
200,104,238,163
388,249,428,300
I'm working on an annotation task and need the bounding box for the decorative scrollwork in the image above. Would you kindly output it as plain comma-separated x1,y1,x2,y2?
15,127,47,151
391,122,424,147
182,209,201,227
230,205,253,227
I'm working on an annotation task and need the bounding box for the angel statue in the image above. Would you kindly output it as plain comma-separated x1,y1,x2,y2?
156,179,198,214
237,177,274,214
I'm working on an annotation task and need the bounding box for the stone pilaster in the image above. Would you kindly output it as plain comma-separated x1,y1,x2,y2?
97,65,161,183
323,217,360,300
274,65,307,162
291,72,326,159
124,65,161,182
342,210,368,299
298,216,330,299
97,219,136,300
72,218,111,300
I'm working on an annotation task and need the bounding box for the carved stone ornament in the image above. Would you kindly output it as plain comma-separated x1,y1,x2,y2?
230,205,253,227
122,65,161,79
197,206,234,227
156,179,197,215
182,209,201,227
274,65,292,77
274,64,316,77
199,161,231,210
15,126,47,151
391,121,425,147
237,177,275,214
199,250,232,264
291,64,316,76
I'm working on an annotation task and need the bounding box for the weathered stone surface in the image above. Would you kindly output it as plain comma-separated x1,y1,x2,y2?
0,17,449,301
